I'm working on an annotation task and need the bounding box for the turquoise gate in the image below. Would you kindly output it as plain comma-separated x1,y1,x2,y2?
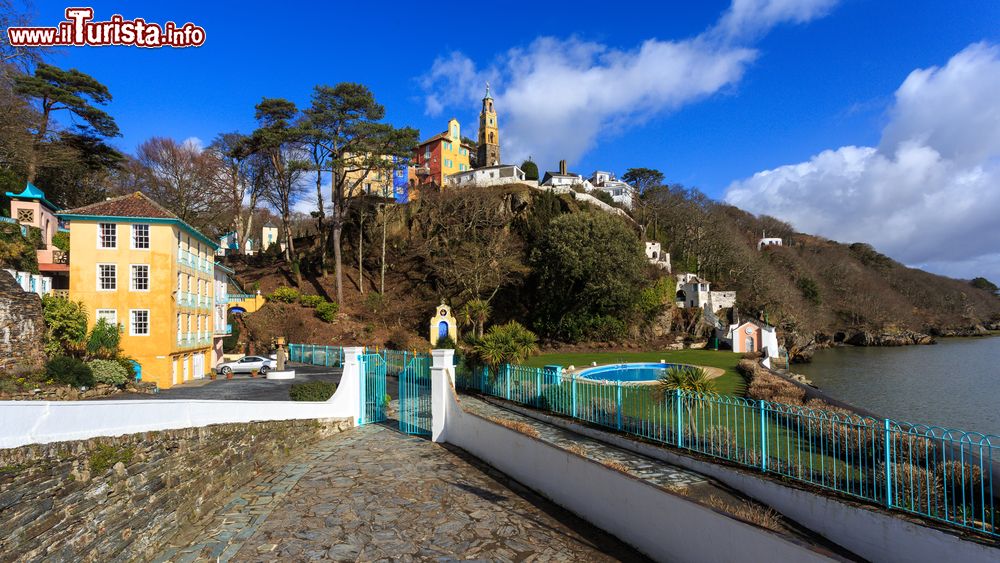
359,352,387,426
398,354,432,436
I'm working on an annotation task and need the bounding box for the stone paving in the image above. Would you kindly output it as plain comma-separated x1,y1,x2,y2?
158,424,647,562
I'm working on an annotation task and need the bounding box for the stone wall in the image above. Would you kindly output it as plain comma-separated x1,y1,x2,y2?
0,417,353,562
0,270,45,372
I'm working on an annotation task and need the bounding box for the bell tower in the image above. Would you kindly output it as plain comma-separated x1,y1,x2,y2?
477,82,500,167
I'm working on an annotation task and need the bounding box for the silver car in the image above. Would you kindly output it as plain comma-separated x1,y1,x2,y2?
217,355,276,376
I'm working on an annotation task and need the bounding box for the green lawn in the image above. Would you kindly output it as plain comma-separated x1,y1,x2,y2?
521,349,746,396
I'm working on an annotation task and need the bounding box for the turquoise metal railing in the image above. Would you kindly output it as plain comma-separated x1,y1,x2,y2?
287,343,344,367
359,352,387,426
456,361,1000,538
399,354,432,435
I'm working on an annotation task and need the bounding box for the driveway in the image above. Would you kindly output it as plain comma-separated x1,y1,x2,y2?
110,364,354,401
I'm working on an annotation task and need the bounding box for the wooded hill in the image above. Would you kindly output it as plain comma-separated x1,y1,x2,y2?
234,182,1000,355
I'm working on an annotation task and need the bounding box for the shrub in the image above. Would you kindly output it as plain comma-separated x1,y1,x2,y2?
797,277,822,305
472,321,538,369
41,295,88,357
364,291,385,312
316,301,339,322
433,335,457,350
51,230,70,251
289,380,337,401
86,318,121,359
46,356,94,387
385,328,414,351
267,286,300,303
299,294,324,308
88,359,130,386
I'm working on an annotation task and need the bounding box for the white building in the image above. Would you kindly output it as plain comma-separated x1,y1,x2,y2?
645,242,671,271
675,272,736,312
445,164,528,188
758,237,783,250
589,171,636,209
261,224,281,252
541,160,595,191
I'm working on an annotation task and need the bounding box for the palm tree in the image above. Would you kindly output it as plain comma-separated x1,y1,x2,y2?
474,321,539,375
459,298,491,339
655,366,717,441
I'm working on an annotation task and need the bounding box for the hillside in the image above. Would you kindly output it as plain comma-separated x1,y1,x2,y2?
227,183,1000,359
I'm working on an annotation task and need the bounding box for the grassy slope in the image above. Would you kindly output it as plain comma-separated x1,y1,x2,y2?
521,349,746,396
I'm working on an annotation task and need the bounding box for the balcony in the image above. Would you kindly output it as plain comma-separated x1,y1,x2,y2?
177,291,212,309
176,334,212,349
214,323,233,336
177,249,213,274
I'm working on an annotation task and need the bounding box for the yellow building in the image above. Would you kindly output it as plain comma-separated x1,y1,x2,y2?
59,192,221,389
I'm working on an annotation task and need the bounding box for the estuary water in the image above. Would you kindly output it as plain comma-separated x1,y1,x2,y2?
796,336,1000,436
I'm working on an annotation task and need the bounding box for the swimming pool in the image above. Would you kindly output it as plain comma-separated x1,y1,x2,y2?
577,362,682,383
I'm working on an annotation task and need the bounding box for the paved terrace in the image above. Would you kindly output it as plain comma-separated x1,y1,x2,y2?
157,423,647,562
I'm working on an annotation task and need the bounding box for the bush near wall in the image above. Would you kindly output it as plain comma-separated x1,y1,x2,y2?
289,381,337,401
315,301,338,323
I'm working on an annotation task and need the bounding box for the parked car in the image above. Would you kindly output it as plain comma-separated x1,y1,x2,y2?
217,355,276,376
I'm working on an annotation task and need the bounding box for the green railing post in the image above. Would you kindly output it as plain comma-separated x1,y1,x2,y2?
571,374,578,418
505,365,511,401
324,346,329,367
311,344,316,364
884,418,893,508
358,354,367,426
760,401,768,473
616,382,623,430
675,389,683,448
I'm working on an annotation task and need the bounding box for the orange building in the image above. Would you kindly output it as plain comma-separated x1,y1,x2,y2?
412,118,474,188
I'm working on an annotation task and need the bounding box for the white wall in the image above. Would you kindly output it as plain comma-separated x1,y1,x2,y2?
491,401,1000,563
431,363,836,562
0,347,365,449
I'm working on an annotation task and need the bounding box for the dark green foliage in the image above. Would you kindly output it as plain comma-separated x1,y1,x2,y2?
520,159,539,181
46,356,94,387
434,336,457,350
590,189,615,206
14,63,119,138
971,277,998,294
86,318,121,359
797,277,822,305
89,444,133,473
41,295,88,357
51,230,70,251
299,294,324,308
622,168,665,194
289,381,337,401
530,213,649,341
316,301,339,322
0,222,39,273
472,321,538,369
514,189,565,245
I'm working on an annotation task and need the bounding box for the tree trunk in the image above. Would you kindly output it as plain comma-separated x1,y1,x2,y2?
333,217,344,304
26,103,51,184
314,169,328,277
358,210,365,295
380,205,387,295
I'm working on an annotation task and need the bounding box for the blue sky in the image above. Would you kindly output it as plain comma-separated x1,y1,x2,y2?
20,0,1000,280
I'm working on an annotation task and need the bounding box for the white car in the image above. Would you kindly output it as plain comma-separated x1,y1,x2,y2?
217,355,276,376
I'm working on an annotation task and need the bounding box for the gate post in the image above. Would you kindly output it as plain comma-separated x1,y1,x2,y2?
431,348,455,443
338,346,365,426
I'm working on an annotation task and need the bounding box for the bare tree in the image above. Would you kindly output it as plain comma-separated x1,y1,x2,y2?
208,132,267,252
133,137,227,233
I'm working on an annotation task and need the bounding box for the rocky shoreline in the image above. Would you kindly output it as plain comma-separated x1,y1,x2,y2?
788,321,1000,363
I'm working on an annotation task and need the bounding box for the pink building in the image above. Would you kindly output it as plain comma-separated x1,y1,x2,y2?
6,182,69,291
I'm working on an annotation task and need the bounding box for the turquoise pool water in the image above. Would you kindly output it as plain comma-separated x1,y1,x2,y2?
577,362,679,383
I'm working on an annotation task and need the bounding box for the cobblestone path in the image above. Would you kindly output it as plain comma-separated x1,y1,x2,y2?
160,424,647,562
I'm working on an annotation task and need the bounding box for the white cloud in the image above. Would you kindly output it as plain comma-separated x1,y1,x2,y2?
418,0,837,169
725,43,1000,282
181,136,204,152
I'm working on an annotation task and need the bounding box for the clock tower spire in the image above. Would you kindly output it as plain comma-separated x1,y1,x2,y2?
477,83,500,167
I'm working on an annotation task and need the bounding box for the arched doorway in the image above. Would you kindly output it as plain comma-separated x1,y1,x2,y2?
438,321,450,340
745,337,754,353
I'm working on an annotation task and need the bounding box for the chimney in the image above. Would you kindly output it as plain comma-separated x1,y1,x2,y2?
559,159,567,175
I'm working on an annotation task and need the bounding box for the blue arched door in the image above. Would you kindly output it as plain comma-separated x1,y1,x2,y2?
438,321,449,340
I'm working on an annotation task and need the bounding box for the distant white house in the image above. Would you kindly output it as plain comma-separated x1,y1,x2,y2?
758,237,783,251
645,242,671,271
261,224,282,252
675,272,736,312
541,160,595,191
445,164,528,188
589,171,636,209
